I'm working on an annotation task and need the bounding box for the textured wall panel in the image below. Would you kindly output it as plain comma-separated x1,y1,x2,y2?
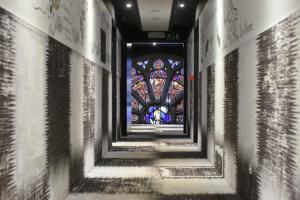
46,37,71,169
0,7,17,200
207,64,215,162
224,49,239,192
46,37,71,200
83,58,96,174
256,10,300,200
83,59,96,143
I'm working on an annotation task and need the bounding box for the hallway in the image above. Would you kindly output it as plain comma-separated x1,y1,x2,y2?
1,0,300,200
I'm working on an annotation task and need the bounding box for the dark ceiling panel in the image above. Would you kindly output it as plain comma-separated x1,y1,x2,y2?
107,0,205,41
107,0,142,31
169,0,202,32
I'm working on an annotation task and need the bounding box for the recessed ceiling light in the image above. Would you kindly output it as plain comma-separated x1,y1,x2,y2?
179,3,185,8
126,3,132,8
153,42,157,46
127,43,132,47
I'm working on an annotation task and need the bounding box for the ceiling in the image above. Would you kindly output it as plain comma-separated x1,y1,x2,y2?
106,0,203,42
137,0,173,31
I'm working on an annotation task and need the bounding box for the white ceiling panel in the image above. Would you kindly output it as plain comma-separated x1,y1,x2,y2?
137,0,173,31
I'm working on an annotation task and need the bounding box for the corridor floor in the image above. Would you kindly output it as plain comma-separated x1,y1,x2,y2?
65,129,240,200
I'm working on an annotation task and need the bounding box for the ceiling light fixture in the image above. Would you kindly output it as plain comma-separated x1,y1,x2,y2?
126,3,132,8
179,3,185,8
153,42,157,46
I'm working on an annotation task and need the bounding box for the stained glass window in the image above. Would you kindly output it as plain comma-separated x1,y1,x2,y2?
153,59,164,70
145,106,172,125
168,59,181,69
132,114,139,122
131,55,184,124
176,114,184,123
176,100,184,112
167,81,184,102
132,81,150,103
137,60,149,69
132,97,142,111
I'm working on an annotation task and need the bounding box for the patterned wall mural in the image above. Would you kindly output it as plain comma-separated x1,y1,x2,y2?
207,64,216,162
207,65,215,137
196,0,300,199
224,49,239,193
0,4,106,199
256,11,300,200
0,8,17,200
83,58,96,174
46,36,71,178
45,37,71,200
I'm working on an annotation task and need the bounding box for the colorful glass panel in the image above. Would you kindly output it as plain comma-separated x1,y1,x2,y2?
150,70,167,100
150,70,167,79
153,59,164,69
173,75,184,85
131,75,144,86
131,68,137,76
176,100,184,112
167,81,184,102
145,106,171,124
132,81,150,103
132,114,139,122
131,56,184,124
180,68,184,75
131,97,142,110
150,78,166,100
176,114,184,123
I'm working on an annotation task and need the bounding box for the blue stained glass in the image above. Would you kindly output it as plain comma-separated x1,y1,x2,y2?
145,106,171,124
145,114,151,123
137,60,149,69
165,114,171,123
149,106,156,113
168,59,180,69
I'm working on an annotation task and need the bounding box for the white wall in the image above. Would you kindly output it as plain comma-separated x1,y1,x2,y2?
195,0,300,198
0,0,117,199
0,0,112,71
15,20,48,199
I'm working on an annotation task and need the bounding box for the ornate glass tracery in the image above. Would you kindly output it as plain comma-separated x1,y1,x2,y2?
131,55,184,124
